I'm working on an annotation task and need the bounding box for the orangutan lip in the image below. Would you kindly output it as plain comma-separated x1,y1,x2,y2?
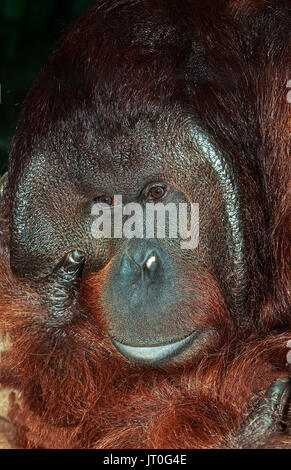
111,332,196,365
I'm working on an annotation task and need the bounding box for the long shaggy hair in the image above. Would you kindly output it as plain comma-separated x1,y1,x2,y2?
0,0,290,449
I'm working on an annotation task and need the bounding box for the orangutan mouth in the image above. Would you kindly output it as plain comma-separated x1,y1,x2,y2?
111,332,197,366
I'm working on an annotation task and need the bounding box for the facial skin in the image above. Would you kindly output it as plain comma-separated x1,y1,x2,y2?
8,111,244,366
0,0,290,450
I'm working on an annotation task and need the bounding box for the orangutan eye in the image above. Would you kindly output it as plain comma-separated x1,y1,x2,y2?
95,195,114,206
147,185,167,200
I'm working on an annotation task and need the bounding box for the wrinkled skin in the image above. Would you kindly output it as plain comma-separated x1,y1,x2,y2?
0,0,290,449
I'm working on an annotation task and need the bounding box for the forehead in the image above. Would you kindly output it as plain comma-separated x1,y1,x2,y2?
70,113,193,192
97,120,164,174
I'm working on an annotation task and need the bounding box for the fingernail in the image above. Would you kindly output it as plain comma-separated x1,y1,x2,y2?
71,250,85,263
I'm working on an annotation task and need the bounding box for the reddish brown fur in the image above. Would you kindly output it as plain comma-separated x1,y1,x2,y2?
0,243,289,448
0,0,290,449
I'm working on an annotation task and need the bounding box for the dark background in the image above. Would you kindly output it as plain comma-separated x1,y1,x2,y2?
0,0,96,175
